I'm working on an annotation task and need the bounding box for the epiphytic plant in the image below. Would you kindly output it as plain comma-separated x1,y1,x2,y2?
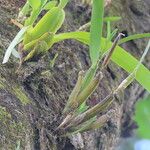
56,0,150,134
2,0,150,136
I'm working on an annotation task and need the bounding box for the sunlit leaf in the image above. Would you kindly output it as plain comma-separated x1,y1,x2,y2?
104,16,121,22
18,1,30,19
119,33,150,44
28,0,41,10
43,1,57,10
53,32,150,92
41,0,48,7
90,0,104,66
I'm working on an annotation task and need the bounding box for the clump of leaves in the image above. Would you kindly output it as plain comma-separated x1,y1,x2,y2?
3,0,150,91
3,0,68,65
134,96,150,139
57,39,150,136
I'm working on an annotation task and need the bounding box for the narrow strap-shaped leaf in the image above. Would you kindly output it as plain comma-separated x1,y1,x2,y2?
111,45,150,92
114,40,150,93
119,33,150,44
2,26,29,64
53,32,90,44
53,32,150,91
18,1,30,19
135,40,150,72
104,16,121,22
89,0,104,66
78,17,121,31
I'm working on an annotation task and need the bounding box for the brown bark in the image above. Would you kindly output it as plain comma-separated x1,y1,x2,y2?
0,0,149,150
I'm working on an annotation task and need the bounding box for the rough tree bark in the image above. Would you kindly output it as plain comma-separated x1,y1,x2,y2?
0,0,149,150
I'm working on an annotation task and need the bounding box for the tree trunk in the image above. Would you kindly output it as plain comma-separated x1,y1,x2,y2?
0,0,149,150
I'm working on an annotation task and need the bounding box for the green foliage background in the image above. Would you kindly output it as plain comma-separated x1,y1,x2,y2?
134,96,150,139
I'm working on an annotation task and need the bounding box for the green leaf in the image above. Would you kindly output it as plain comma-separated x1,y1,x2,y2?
25,9,40,26
25,0,49,26
2,27,29,64
77,104,89,114
43,1,57,10
111,45,150,92
119,33,150,44
53,32,90,44
58,0,68,9
106,21,111,40
53,32,150,92
134,97,150,139
134,40,150,73
114,40,150,92
78,16,121,31
81,65,97,90
90,0,104,66
109,29,118,41
18,1,30,18
103,16,121,22
28,0,41,10
41,0,48,7
25,0,43,26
